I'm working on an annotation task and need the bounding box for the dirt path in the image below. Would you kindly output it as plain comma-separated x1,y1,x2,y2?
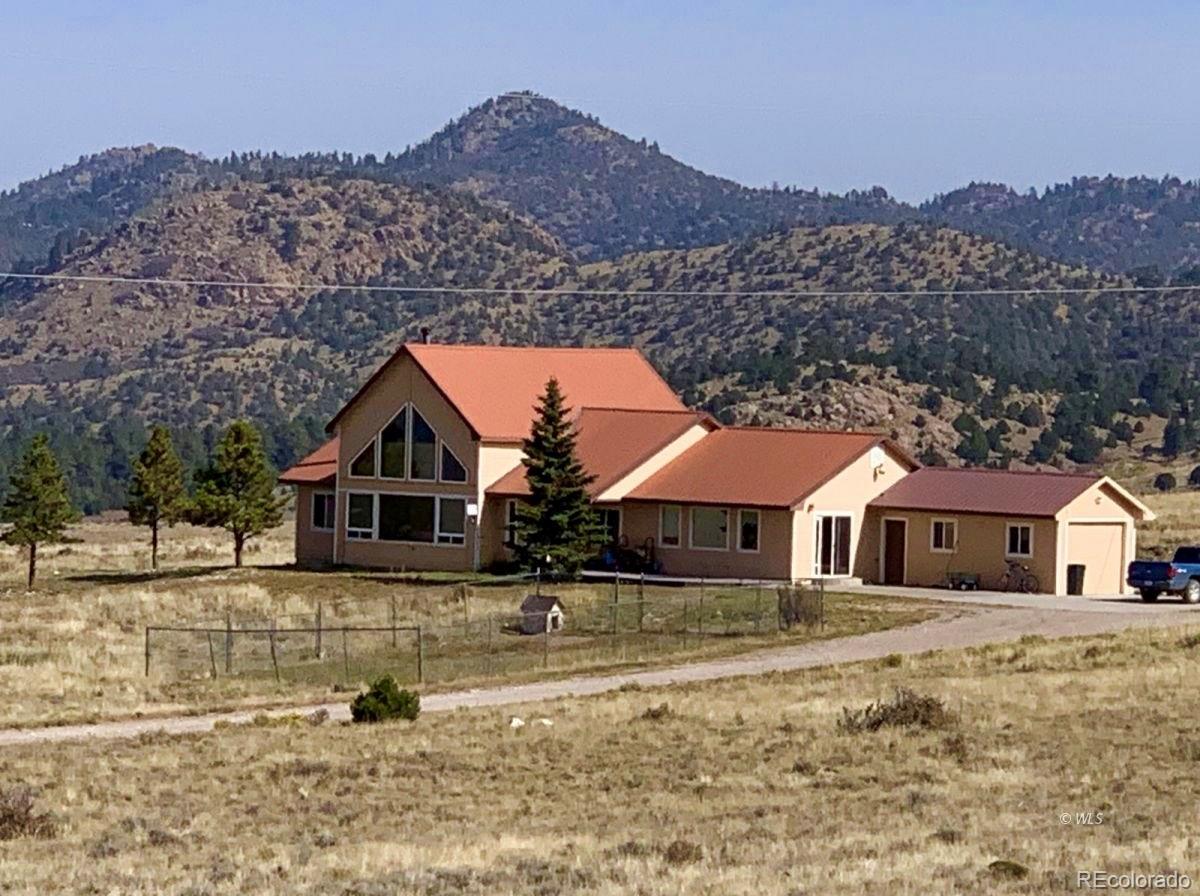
0,602,1177,748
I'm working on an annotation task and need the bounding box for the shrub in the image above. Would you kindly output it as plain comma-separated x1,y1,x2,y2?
0,786,57,841
349,676,420,723
1154,472,1177,492
838,688,957,733
662,839,704,865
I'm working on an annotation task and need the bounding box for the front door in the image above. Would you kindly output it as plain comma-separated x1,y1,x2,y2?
883,519,906,585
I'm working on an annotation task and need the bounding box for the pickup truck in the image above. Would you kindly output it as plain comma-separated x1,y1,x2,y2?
1127,547,1200,603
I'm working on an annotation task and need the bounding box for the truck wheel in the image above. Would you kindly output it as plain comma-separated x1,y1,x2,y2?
1184,580,1200,604
1140,589,1160,602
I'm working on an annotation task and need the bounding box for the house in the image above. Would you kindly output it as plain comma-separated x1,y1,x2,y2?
862,467,1154,594
519,594,565,635
280,341,1152,595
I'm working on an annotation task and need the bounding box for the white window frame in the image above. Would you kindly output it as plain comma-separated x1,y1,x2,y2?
439,442,468,483
504,498,521,547
689,506,729,551
1006,522,1034,559
737,509,760,553
344,402,469,485
346,492,376,540
658,504,681,549
344,491,471,548
311,491,335,532
812,511,854,578
930,518,958,554
598,507,622,544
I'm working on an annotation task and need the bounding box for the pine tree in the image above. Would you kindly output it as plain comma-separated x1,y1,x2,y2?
190,421,285,567
1,435,80,589
126,425,189,570
514,378,605,575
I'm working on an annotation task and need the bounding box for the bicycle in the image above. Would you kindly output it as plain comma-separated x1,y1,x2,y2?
999,559,1040,593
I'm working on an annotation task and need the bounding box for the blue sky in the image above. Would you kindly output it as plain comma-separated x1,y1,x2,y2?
3,1,1198,201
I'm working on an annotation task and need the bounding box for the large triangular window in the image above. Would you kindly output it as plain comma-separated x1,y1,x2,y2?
379,407,408,479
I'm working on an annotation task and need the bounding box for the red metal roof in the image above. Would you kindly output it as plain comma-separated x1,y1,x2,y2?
487,408,714,498
868,466,1099,517
327,343,686,442
625,428,910,508
278,437,339,486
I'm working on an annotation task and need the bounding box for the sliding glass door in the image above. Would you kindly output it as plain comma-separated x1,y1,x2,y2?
814,514,853,577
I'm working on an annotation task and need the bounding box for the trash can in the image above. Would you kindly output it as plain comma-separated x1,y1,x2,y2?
1067,564,1086,596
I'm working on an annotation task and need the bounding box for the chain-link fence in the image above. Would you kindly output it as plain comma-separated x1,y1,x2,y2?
144,574,826,688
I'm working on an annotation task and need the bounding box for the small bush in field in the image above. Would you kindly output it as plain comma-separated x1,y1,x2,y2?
350,676,420,723
0,786,57,840
838,688,956,733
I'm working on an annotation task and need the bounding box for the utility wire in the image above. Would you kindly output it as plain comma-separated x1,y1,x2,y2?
0,270,1192,299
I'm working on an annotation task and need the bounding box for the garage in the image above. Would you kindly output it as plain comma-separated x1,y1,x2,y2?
1065,522,1127,596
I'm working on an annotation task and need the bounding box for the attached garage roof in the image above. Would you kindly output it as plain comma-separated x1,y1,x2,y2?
487,408,714,498
278,437,339,486
625,428,912,509
327,343,687,442
869,467,1108,518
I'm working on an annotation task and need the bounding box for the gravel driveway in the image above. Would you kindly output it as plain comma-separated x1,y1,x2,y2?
0,597,1185,749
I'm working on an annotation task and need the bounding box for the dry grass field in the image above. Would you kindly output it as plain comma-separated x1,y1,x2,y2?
0,518,928,728
1,623,1199,893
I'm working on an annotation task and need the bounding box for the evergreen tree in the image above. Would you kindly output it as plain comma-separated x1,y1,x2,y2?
190,421,285,567
514,378,605,575
126,425,189,570
1,435,80,589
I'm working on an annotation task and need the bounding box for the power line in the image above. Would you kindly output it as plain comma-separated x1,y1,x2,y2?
0,269,1192,299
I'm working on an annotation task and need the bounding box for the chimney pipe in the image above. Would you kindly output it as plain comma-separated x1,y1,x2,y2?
419,326,430,344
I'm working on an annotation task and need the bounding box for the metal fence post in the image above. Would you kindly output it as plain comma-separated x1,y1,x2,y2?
144,626,151,677
543,617,549,668
416,625,425,684
638,573,645,633
390,595,398,648
681,597,688,648
486,615,494,676
342,626,350,682
755,581,763,633
207,631,218,679
315,602,323,659
698,581,705,639
225,611,233,674
268,622,281,683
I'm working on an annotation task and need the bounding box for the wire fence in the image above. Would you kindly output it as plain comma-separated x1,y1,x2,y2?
143,574,826,688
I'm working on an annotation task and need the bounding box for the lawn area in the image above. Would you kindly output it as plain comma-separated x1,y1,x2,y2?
0,517,932,728
2,624,1200,893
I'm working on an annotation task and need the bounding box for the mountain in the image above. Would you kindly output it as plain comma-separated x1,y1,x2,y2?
385,92,907,259
0,145,215,272
924,177,1200,277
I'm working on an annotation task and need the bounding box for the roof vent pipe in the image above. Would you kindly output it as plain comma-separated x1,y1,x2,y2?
419,326,430,344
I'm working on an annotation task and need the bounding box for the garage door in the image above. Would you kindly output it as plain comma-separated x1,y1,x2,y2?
1066,523,1125,595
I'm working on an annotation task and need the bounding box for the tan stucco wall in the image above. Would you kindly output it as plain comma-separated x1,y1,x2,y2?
331,353,479,571
477,443,526,569
621,502,794,580
595,424,711,501
860,509,1059,592
294,484,335,568
1065,522,1126,595
792,446,912,580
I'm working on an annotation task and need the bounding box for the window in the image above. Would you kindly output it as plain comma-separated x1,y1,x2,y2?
931,519,957,553
659,505,681,548
690,507,728,550
815,514,852,576
1006,523,1033,558
379,494,435,543
311,492,335,531
599,508,621,545
440,444,467,482
350,442,376,478
437,498,466,545
409,408,437,480
347,493,375,539
504,499,520,547
738,509,760,552
379,407,408,478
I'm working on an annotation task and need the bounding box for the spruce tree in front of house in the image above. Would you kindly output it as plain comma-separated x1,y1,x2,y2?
1,435,80,589
190,421,286,567
514,377,605,575
127,425,190,571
